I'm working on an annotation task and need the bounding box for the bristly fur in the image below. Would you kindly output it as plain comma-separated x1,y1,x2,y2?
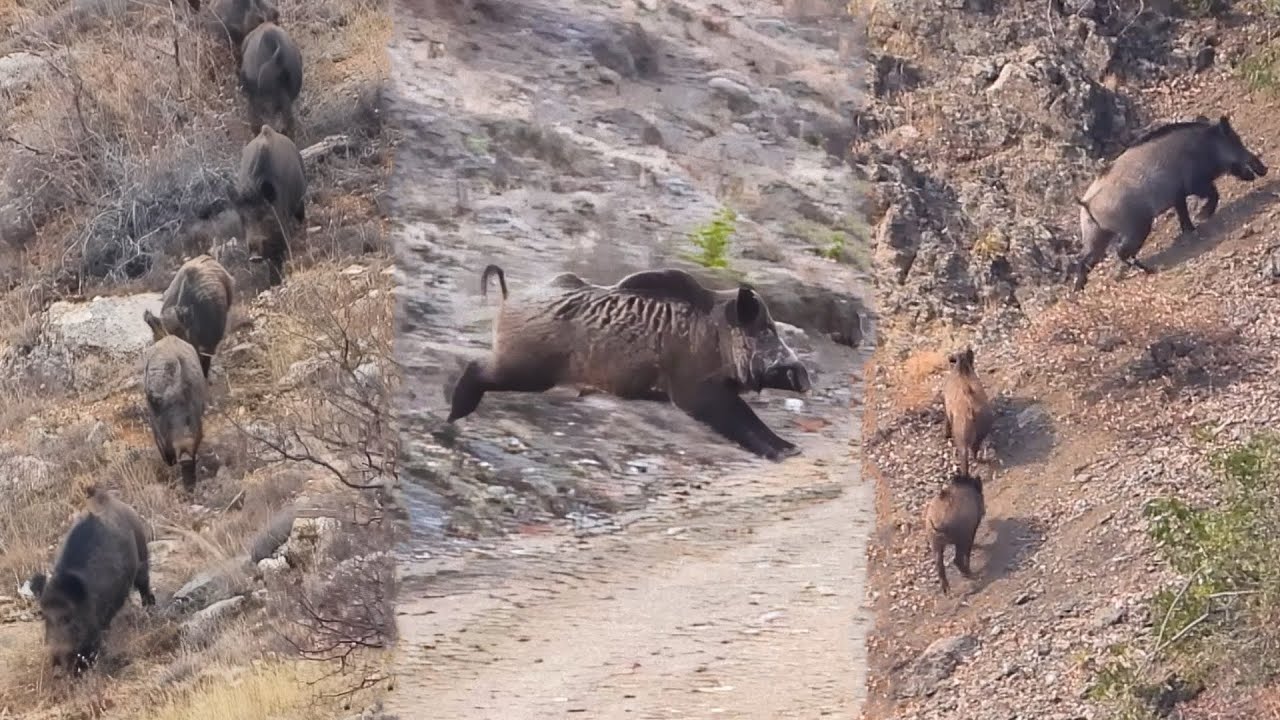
447,267,812,460
946,471,985,495
1126,120,1212,151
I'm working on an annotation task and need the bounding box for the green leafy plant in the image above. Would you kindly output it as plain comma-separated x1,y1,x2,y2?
1095,433,1280,717
685,207,738,269
1239,44,1280,93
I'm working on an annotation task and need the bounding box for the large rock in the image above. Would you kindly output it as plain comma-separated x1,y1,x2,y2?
899,634,980,698
44,293,163,357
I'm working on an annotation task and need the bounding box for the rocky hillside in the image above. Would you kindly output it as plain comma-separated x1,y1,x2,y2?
861,0,1280,718
0,0,395,717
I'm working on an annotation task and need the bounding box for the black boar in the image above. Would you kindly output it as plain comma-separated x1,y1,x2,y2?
143,254,234,379
447,265,814,461
942,346,994,476
236,123,307,282
209,0,279,53
141,334,207,489
923,471,985,596
239,22,303,138
28,486,155,674
1074,115,1268,291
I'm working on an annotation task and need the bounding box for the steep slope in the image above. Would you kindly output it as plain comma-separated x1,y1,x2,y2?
861,6,1280,718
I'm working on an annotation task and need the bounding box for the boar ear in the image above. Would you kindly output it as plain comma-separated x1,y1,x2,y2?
1219,115,1233,133
964,347,975,365
27,572,47,598
51,574,88,607
728,286,762,327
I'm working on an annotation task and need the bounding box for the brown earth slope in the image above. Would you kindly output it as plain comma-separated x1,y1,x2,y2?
861,9,1280,719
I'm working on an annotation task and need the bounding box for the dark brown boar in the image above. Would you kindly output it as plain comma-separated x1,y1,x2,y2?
143,254,234,379
923,471,985,595
1074,115,1268,291
141,334,207,489
27,486,155,675
942,346,993,476
447,265,814,461
235,123,307,283
208,0,279,53
239,22,303,138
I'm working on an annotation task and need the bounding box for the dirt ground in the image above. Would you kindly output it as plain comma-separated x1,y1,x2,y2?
382,0,872,715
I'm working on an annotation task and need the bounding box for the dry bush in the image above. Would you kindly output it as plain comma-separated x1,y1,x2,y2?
888,348,949,412
267,519,395,699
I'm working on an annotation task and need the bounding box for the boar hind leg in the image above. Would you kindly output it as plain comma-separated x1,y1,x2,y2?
447,359,557,423
198,352,212,379
1074,230,1113,291
931,535,950,595
953,534,976,579
134,565,156,607
1116,219,1155,275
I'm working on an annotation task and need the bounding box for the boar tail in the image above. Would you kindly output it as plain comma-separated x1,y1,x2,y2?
481,264,509,301
1077,198,1102,228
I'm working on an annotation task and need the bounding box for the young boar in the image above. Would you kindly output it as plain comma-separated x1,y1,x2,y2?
209,0,279,54
1074,115,1268,291
239,22,303,138
236,124,307,281
923,471,985,595
942,346,994,476
447,265,814,461
143,254,234,379
28,486,155,674
142,335,207,489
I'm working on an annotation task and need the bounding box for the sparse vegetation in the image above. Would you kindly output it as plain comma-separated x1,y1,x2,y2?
1089,433,1280,719
1238,43,1280,93
0,0,395,714
685,206,738,269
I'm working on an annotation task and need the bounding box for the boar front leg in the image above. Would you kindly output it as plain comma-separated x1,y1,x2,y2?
1195,183,1220,221
1173,195,1197,234
670,382,791,460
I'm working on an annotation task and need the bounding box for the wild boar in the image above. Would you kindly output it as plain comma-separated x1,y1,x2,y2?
942,346,994,476
143,254,234,379
1074,115,1268,291
209,0,279,53
236,123,307,282
239,22,303,138
28,486,155,674
142,334,207,489
923,471,985,596
447,265,814,461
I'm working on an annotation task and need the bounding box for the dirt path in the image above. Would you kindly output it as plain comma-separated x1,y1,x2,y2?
386,437,871,718
383,0,870,715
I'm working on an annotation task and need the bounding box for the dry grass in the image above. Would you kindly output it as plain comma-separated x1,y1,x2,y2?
0,0,395,713
886,348,948,412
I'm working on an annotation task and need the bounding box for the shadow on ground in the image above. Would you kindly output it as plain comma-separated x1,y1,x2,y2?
1148,179,1280,271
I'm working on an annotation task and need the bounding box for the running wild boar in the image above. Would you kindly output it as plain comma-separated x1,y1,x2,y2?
209,0,279,54
236,124,307,280
923,471,985,595
142,334,207,489
942,346,994,476
1074,115,1268,291
239,22,303,138
28,486,155,674
143,254,234,379
447,265,814,461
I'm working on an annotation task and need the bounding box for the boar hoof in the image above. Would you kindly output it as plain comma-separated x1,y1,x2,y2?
141,591,156,607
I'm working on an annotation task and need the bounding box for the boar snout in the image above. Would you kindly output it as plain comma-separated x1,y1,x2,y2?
762,362,811,394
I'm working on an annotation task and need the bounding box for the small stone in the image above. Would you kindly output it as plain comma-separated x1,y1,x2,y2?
784,398,805,413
